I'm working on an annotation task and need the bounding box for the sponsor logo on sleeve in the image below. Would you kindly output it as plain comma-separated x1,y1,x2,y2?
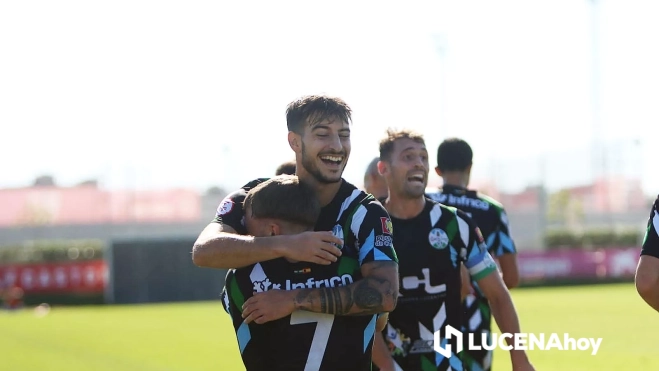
381,217,393,235
375,235,393,247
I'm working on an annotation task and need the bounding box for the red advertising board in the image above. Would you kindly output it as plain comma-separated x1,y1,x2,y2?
517,247,640,282
0,260,107,294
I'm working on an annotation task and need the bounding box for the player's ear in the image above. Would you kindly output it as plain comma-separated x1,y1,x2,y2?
435,166,442,176
288,131,302,154
377,160,387,176
270,223,281,236
466,164,473,174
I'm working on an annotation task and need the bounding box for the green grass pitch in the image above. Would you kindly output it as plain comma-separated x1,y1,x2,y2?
1,283,657,370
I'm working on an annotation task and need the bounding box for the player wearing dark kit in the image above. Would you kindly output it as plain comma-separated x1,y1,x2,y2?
371,129,534,371
636,195,659,313
193,95,399,370
427,138,520,371
222,177,389,371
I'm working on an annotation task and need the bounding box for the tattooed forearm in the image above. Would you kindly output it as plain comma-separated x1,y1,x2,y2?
293,261,399,316
318,287,342,315
297,277,396,315
354,279,385,312
323,288,332,313
341,287,354,313
295,289,313,309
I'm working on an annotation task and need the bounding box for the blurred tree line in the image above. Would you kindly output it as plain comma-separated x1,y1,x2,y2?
544,189,643,249
0,240,104,264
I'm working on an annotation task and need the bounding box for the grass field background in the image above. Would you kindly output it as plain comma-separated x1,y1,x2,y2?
1,283,657,370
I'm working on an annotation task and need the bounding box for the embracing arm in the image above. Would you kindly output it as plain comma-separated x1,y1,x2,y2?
192,223,284,269
192,187,287,269
294,260,399,315
192,223,343,269
241,261,399,324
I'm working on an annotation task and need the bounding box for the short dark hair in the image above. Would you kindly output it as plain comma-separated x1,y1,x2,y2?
243,176,320,229
275,161,296,176
286,95,352,134
436,138,473,172
379,128,425,162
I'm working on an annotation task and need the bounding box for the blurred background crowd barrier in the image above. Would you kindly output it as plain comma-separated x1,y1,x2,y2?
0,179,649,306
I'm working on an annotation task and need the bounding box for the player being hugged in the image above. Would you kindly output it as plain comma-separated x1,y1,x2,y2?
370,129,534,371
223,176,390,371
193,95,399,371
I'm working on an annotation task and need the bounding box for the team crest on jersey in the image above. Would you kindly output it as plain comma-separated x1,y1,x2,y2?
217,198,234,216
332,224,344,249
428,228,449,250
381,217,393,235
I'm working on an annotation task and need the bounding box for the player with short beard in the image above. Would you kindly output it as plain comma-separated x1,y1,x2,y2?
371,129,534,371
193,95,399,370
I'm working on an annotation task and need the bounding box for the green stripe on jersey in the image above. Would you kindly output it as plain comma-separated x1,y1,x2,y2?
643,224,651,245
338,256,359,276
421,355,436,371
228,273,245,313
444,208,459,242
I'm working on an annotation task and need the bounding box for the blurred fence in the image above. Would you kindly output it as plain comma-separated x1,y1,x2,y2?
109,238,226,304
0,238,228,305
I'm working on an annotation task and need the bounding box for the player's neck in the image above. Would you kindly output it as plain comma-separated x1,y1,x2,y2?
298,175,342,207
441,173,469,189
385,193,426,219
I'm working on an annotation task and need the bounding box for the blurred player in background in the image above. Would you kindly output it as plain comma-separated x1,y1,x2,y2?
364,157,388,199
372,129,533,371
635,195,659,313
1,284,24,311
427,138,520,371
223,176,389,370
275,160,296,176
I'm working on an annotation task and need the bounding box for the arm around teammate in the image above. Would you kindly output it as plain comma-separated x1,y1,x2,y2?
192,179,344,269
